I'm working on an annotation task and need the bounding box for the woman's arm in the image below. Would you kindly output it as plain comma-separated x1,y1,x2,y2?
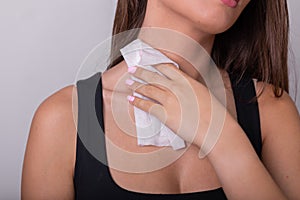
21,86,77,200
258,83,300,200
210,84,300,200
204,108,288,200
127,65,300,199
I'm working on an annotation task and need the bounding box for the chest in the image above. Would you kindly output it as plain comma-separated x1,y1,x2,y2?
101,88,236,194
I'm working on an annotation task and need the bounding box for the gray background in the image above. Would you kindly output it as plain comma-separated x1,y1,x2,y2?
0,1,299,199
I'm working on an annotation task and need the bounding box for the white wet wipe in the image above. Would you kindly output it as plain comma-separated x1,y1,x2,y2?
120,39,186,150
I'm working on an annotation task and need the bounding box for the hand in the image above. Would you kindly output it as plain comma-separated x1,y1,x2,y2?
125,64,228,151
125,64,294,199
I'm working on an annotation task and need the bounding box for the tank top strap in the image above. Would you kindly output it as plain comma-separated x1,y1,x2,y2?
228,72,262,158
75,72,106,163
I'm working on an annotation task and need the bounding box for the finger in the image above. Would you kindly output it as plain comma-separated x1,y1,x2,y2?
128,66,171,89
127,95,166,121
154,63,189,80
125,79,168,104
130,75,168,92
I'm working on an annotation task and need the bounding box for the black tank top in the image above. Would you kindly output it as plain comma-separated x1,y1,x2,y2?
74,71,262,199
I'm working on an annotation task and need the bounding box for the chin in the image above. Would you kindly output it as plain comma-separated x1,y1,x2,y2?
157,0,249,35
192,8,241,34
199,18,238,34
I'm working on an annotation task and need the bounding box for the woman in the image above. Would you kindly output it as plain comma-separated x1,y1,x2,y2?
22,0,300,199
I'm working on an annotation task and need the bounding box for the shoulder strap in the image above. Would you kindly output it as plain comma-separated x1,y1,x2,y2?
228,73,262,158
76,72,107,165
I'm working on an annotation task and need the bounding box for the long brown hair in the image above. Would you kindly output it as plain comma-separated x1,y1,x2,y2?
109,0,289,97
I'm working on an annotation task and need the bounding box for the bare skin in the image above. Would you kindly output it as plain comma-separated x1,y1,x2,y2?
22,60,300,199
22,0,300,199
101,62,236,194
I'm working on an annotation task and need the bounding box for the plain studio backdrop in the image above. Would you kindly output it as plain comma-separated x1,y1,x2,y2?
0,1,299,199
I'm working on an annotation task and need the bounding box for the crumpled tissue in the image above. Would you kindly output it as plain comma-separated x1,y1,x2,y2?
120,39,186,150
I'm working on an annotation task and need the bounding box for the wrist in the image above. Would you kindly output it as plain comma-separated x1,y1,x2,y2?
196,110,240,158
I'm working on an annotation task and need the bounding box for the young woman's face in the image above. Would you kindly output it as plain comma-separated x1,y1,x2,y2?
157,0,251,34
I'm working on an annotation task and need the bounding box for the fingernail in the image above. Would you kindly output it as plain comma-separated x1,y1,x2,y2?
128,66,137,73
125,79,134,86
127,95,135,102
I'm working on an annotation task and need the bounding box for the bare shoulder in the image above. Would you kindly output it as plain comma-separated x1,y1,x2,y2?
256,82,300,141
28,85,78,148
33,85,78,129
256,82,299,121
22,85,77,199
256,82,298,113
256,82,300,200
257,82,300,137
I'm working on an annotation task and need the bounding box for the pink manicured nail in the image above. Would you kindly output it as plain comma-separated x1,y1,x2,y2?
125,79,134,86
127,95,135,102
128,66,137,73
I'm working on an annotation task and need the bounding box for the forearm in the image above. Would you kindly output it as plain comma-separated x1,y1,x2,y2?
201,112,287,200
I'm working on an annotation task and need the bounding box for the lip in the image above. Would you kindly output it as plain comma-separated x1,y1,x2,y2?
221,0,239,8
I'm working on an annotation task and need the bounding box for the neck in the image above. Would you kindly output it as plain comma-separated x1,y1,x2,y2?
138,0,215,80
